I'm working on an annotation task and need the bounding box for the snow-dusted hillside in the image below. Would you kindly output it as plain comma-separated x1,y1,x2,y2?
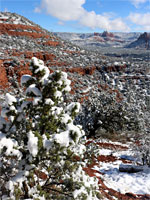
54,31,141,48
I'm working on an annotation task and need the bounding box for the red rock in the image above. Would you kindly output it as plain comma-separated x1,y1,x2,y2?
0,60,9,89
63,50,80,55
94,32,100,36
97,155,117,162
35,170,47,180
0,23,51,39
96,142,128,150
64,66,96,76
102,31,115,38
139,32,150,41
43,41,60,46
103,64,126,72
125,193,137,198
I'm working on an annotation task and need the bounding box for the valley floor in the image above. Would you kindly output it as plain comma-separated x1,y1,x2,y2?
85,139,150,200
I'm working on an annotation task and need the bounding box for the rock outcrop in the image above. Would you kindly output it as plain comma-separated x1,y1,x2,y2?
101,31,115,38
127,32,150,49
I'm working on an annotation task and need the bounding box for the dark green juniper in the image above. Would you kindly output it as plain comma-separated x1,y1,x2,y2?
0,57,100,200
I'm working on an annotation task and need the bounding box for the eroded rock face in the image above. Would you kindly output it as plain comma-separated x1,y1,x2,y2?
92,31,123,43
101,31,115,38
0,60,8,89
127,32,150,49
139,32,150,41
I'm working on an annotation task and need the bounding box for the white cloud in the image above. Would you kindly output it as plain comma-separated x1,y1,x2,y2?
35,0,85,21
58,21,65,26
4,8,9,12
130,0,148,8
34,7,41,13
128,12,150,30
144,25,150,31
80,11,129,31
35,0,130,32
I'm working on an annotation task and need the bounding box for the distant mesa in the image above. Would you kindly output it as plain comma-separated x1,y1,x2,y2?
138,32,150,41
101,31,115,38
127,32,150,50
92,31,123,44
94,32,100,36
94,31,115,38
54,31,141,49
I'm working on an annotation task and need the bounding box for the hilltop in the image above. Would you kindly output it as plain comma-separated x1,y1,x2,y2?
127,32,150,50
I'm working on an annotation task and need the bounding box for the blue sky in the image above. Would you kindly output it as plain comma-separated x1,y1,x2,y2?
0,0,150,32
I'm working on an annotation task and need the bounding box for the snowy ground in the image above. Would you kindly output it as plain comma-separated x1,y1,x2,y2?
89,139,150,197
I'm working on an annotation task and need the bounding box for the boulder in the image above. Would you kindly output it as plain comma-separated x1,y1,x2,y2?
119,164,143,173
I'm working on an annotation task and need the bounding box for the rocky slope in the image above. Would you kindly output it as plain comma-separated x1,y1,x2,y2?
0,12,149,109
127,32,150,50
0,12,131,101
0,12,150,105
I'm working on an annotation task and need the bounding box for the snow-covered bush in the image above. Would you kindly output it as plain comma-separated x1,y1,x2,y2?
122,82,150,166
77,87,142,138
0,57,100,199
130,87,150,167
134,135,150,166
78,72,150,166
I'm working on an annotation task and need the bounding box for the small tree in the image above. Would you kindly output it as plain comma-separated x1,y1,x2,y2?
0,57,99,199
77,86,142,139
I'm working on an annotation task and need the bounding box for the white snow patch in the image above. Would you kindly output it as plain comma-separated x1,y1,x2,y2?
93,140,150,195
54,131,71,147
27,131,38,157
102,165,150,194
54,90,62,98
26,84,42,97
33,97,42,105
66,102,81,114
5,93,17,105
0,132,22,158
45,98,54,105
21,75,33,86
1,108,9,118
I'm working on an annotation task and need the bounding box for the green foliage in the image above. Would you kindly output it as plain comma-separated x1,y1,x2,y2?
0,57,99,200
78,87,143,138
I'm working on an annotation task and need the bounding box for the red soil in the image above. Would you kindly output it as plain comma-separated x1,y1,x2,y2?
0,23,56,40
84,141,149,200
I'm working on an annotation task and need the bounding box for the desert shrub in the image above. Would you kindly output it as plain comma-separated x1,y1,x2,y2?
77,72,150,166
134,134,150,166
77,87,142,138
125,82,150,166
0,57,100,199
